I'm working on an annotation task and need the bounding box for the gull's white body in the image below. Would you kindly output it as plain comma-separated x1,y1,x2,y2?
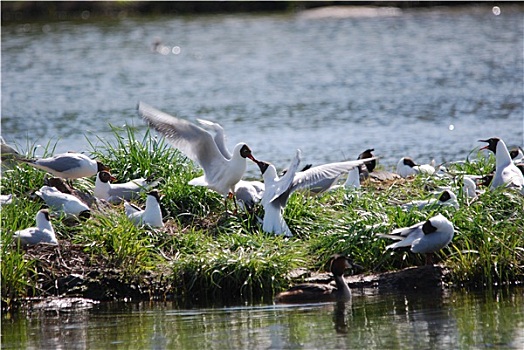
400,190,459,210
138,102,254,197
94,172,153,203
20,152,102,179
490,139,524,192
36,185,90,217
463,177,479,198
124,193,164,228
379,213,454,254
13,209,58,246
396,157,435,178
259,150,377,236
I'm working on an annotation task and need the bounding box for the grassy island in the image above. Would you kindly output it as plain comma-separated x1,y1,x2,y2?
1,126,523,310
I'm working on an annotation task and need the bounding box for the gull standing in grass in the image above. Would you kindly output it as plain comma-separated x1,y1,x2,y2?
137,102,258,204
377,213,454,265
17,152,109,180
36,185,91,219
256,149,377,237
13,209,58,246
400,190,459,211
396,157,435,178
94,171,158,203
124,191,164,228
479,137,524,193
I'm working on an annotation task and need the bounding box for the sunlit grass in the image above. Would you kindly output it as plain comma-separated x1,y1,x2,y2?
1,125,523,307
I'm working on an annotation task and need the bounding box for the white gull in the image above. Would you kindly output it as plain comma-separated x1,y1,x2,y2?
256,149,377,236
124,191,164,228
13,209,58,246
378,213,454,265
137,102,257,197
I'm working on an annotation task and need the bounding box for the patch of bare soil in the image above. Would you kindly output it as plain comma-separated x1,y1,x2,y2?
22,241,172,302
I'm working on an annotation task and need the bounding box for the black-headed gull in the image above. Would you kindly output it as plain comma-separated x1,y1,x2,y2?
137,102,257,198
479,137,524,192
256,149,377,236
94,171,158,203
396,157,435,178
18,152,109,179
275,254,356,303
378,213,454,265
357,148,376,179
36,185,91,219
357,148,399,182
400,190,459,210
13,209,58,246
124,191,164,228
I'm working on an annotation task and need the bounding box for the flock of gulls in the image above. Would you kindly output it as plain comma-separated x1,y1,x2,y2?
3,102,524,302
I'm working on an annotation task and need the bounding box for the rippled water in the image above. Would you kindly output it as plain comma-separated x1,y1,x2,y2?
2,287,523,349
2,5,523,173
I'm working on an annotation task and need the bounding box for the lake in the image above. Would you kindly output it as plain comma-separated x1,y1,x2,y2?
2,287,523,349
1,4,523,175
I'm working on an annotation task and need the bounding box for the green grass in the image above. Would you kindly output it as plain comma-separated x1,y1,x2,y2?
1,126,523,308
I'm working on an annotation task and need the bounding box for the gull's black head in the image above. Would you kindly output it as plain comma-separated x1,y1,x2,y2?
240,144,257,162
98,171,117,183
358,148,376,172
403,157,418,168
256,160,270,175
438,190,451,202
479,137,500,153
148,190,161,202
422,219,438,235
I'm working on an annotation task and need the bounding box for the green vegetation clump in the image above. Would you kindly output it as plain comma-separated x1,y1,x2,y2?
1,126,523,309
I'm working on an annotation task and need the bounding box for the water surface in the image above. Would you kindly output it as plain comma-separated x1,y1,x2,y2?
2,287,523,349
2,5,523,173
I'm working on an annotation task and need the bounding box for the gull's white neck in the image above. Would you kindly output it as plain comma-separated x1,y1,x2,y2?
496,139,512,168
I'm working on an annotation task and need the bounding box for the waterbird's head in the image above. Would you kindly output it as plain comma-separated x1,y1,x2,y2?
478,137,500,153
239,144,257,162
98,171,117,183
402,157,418,168
329,254,362,276
256,160,270,175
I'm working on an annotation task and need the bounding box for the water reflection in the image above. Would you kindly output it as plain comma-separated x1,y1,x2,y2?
2,287,523,349
333,301,351,334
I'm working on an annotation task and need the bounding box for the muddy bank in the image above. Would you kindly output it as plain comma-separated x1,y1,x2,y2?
4,241,453,312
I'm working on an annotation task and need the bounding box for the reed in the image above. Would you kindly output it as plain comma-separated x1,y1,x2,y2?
1,125,522,308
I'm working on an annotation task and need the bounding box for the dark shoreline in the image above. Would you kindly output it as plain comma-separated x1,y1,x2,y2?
1,1,501,23
3,240,521,314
